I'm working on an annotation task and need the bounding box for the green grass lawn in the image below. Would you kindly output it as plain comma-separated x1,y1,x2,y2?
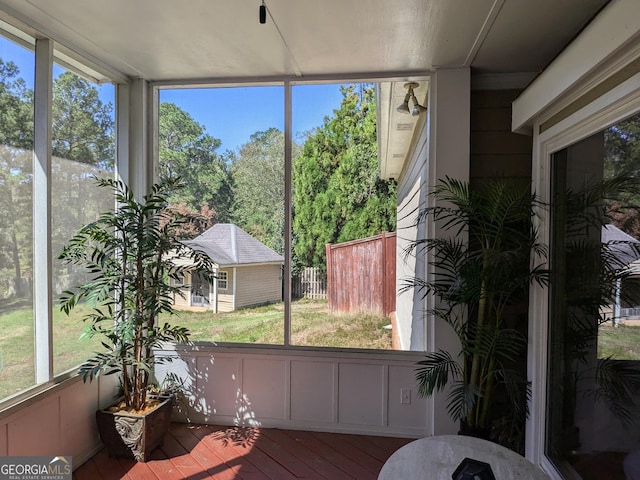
598,323,640,360
166,298,392,349
0,298,391,400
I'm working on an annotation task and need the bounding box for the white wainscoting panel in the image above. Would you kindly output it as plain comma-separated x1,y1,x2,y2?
338,363,385,426
156,344,429,438
0,374,118,467
290,360,335,423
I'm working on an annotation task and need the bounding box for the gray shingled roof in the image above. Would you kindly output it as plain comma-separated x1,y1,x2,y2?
184,223,284,267
602,224,640,269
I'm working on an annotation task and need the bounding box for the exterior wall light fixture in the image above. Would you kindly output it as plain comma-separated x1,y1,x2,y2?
396,82,426,116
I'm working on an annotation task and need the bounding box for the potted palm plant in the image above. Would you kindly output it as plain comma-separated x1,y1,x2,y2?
58,176,214,462
402,177,548,452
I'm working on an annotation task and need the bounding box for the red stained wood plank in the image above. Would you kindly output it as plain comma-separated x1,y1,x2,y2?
116,457,159,480
144,447,184,480
72,424,412,480
308,431,385,475
286,430,379,479
259,428,354,480
235,427,324,479
338,433,411,463
73,458,105,480
160,429,219,480
195,425,298,480
169,424,242,480
89,449,132,480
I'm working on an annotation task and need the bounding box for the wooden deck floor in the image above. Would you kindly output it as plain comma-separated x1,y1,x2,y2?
73,424,413,480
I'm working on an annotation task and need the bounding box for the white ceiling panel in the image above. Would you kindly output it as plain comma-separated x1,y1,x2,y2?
0,0,609,82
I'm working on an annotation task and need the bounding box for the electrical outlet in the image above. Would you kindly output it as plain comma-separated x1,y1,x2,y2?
400,388,411,405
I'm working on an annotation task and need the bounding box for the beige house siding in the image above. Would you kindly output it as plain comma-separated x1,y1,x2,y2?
215,268,235,312
171,272,192,308
470,89,531,183
234,264,282,309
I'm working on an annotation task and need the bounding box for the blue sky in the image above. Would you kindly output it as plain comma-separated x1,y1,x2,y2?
1,34,346,152
161,84,345,152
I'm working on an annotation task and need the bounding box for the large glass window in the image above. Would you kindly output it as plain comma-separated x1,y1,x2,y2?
291,83,396,349
0,26,118,403
51,64,115,375
0,33,34,401
547,112,640,478
157,83,398,349
158,86,285,345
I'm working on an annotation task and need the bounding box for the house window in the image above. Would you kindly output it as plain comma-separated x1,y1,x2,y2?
172,274,185,287
546,114,640,478
217,271,228,290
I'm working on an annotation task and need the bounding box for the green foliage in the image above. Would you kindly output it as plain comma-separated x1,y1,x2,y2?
0,58,33,298
52,72,114,167
230,128,295,253
159,102,233,224
0,62,117,300
403,177,547,450
58,177,215,411
293,85,397,269
605,112,640,236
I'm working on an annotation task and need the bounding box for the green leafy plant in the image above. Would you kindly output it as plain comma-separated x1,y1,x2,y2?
58,177,214,411
402,177,548,449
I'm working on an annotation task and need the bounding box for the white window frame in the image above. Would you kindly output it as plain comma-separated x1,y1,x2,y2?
0,19,125,409
527,69,640,479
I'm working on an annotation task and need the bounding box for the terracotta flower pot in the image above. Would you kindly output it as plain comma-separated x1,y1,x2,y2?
95,396,173,462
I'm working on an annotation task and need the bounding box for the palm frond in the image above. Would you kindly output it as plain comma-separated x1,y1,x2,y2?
415,350,462,397
446,380,481,422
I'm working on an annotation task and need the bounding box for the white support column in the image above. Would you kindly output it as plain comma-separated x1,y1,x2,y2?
426,67,471,436
283,81,292,346
232,267,237,311
33,38,53,384
613,278,621,327
127,78,153,199
212,269,219,314
115,82,130,185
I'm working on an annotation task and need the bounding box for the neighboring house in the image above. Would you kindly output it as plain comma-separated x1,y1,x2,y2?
173,223,284,312
602,224,640,323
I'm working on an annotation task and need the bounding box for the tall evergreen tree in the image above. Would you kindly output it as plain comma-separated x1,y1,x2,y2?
293,84,396,269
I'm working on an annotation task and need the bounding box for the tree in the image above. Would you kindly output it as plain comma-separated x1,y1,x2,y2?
605,113,640,237
0,58,33,298
293,84,396,269
230,127,296,253
159,102,232,225
50,72,116,274
52,72,114,167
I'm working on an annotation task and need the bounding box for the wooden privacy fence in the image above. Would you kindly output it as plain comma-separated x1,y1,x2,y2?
292,267,327,299
326,232,396,316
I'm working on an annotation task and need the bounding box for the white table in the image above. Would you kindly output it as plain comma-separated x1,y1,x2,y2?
378,435,549,479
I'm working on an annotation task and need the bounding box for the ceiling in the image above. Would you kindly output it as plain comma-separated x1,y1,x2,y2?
0,0,610,180
0,0,608,83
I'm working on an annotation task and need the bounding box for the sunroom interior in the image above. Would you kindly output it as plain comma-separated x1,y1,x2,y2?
1,0,639,478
